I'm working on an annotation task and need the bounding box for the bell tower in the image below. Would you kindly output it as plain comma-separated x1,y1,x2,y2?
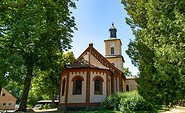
104,23,124,71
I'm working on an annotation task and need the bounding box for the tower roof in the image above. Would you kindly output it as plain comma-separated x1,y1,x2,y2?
109,23,117,38
109,23,117,30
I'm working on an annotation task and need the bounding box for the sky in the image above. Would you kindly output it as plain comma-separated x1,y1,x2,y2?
69,0,139,75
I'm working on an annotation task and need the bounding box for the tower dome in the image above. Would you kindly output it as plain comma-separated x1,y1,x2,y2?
109,23,117,38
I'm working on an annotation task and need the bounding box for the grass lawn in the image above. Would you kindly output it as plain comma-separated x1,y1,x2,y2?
67,110,156,113
67,110,121,113
13,106,185,113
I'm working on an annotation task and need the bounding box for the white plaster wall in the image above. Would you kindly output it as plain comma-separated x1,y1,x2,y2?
125,79,138,91
90,72,107,103
60,76,67,103
107,58,123,72
68,71,87,103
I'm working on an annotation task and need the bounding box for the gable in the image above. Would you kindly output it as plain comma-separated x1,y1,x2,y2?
0,88,16,101
70,51,109,70
68,43,124,79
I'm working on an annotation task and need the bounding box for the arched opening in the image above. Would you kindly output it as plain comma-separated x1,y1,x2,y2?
111,47,114,54
74,79,82,94
62,78,66,96
72,75,84,95
93,76,104,95
126,85,129,91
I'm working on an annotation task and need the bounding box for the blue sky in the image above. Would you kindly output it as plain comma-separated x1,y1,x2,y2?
70,0,138,75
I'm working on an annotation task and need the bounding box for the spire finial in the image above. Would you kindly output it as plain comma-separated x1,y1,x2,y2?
112,22,114,26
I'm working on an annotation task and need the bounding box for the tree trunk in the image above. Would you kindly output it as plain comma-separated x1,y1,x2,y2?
52,90,55,107
18,63,33,111
0,86,2,93
51,71,56,108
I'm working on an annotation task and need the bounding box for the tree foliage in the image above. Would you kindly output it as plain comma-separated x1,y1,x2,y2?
0,0,77,111
123,67,132,76
102,91,155,112
122,0,185,107
30,51,75,107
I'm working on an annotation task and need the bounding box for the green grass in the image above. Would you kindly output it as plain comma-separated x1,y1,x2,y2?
67,110,156,113
67,110,121,113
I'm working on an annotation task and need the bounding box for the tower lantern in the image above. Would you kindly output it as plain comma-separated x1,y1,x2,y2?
109,23,117,38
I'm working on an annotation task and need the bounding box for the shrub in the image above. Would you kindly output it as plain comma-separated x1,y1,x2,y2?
43,104,49,109
119,91,155,112
39,104,43,110
102,92,125,110
102,91,155,112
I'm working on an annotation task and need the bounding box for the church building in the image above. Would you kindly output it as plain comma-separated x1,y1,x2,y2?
59,24,137,111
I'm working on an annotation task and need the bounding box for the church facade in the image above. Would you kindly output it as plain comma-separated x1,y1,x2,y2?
59,24,137,111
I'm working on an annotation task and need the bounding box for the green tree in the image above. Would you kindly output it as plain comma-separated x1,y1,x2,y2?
6,80,24,104
30,51,75,107
0,0,77,111
122,0,185,107
123,67,132,76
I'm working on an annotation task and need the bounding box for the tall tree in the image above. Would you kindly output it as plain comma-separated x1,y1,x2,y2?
31,51,75,107
122,0,185,107
0,0,77,111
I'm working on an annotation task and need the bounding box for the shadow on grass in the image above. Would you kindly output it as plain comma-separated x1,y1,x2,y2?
67,110,121,113
67,110,156,113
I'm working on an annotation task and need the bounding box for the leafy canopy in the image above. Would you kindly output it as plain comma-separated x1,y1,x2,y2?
0,0,77,111
122,0,185,107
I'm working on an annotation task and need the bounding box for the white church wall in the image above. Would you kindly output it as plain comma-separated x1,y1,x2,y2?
90,71,107,103
125,79,138,91
68,71,87,103
107,58,123,72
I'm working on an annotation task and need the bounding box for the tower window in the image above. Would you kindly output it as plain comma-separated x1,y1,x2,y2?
111,47,114,54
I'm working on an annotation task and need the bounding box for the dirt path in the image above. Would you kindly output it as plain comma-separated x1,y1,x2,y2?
161,106,185,113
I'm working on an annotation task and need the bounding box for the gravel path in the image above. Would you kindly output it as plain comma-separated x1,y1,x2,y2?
161,106,185,113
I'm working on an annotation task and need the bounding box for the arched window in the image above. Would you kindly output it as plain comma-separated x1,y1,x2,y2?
72,75,84,95
126,85,129,91
61,78,66,96
111,47,114,54
2,93,6,96
95,80,100,93
93,76,104,95
75,79,82,94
